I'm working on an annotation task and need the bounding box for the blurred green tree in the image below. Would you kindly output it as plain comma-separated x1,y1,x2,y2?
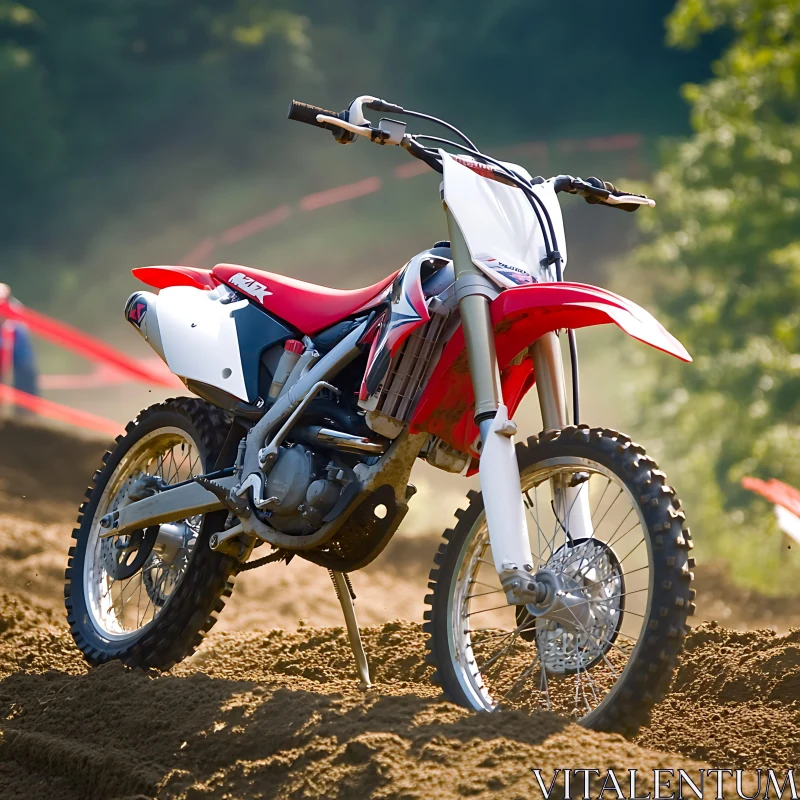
0,1,311,236
628,0,800,585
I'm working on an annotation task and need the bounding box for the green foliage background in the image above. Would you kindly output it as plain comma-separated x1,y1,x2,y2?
6,0,799,588
621,0,800,589
0,1,717,312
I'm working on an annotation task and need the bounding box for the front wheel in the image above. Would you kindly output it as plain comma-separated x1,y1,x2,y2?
424,425,696,736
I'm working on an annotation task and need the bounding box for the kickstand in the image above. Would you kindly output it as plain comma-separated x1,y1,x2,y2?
329,570,371,689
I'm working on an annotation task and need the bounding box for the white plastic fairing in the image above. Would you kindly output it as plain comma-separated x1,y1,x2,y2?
441,151,567,287
774,504,800,547
155,286,249,401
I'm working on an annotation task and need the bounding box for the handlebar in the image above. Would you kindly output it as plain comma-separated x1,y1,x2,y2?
287,99,357,144
287,100,340,130
286,96,655,211
552,175,655,212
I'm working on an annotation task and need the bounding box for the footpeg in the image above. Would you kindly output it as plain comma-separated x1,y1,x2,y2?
194,476,248,515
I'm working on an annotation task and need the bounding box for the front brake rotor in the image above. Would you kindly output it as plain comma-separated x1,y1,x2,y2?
515,537,625,668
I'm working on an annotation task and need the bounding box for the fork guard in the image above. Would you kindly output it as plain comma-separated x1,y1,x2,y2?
410,281,691,457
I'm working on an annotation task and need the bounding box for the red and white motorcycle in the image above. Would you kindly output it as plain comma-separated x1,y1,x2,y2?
66,96,695,734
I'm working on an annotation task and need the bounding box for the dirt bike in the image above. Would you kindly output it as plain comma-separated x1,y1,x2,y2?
65,95,696,735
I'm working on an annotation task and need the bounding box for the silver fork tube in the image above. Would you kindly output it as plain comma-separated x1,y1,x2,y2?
530,332,569,430
446,207,500,426
531,332,594,541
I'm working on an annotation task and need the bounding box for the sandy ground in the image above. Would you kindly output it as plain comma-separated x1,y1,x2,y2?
0,419,798,798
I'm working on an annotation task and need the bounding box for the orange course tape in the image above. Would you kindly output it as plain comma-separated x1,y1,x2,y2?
0,384,122,437
0,295,177,388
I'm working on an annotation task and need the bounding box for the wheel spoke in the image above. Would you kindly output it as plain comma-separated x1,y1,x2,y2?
87,429,204,640
468,589,504,599
444,454,662,726
465,603,512,618
590,478,612,523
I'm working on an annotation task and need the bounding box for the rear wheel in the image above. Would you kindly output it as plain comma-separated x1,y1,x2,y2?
65,398,239,670
424,425,696,735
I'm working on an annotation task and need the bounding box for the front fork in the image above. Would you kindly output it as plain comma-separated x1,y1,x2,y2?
447,209,593,605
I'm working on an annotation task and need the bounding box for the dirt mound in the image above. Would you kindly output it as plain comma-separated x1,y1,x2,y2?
637,622,800,769
0,593,87,680
0,586,791,799
0,419,797,798
0,589,708,800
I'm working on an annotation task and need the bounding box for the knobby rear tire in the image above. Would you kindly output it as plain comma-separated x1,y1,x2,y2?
65,398,239,670
424,425,696,736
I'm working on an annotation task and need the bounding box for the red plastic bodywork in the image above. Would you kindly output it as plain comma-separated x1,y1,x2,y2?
742,476,800,516
212,263,398,335
132,266,220,291
410,282,691,457
133,263,399,335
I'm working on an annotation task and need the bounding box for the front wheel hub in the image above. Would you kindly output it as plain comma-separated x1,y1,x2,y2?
523,568,595,632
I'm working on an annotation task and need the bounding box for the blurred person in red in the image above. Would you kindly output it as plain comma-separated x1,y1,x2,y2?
0,282,39,400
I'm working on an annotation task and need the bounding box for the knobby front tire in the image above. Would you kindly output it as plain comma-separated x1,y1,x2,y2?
424,425,695,736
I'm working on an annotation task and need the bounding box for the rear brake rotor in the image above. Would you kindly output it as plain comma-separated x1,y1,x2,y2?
103,526,159,581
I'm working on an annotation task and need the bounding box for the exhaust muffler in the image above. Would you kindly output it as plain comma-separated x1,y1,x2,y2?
125,291,166,362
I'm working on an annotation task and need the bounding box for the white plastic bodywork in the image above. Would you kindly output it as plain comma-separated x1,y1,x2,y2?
774,504,800,546
155,286,250,401
478,404,533,573
441,151,567,288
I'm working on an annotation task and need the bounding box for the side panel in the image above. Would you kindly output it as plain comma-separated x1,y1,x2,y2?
155,286,291,402
409,282,691,455
230,300,293,400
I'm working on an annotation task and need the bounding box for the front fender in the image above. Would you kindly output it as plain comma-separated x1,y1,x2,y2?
410,282,690,454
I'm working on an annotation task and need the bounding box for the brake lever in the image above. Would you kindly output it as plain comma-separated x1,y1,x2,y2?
603,193,656,209
570,177,655,212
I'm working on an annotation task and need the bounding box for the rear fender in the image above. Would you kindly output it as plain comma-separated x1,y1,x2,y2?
132,266,219,291
409,282,690,455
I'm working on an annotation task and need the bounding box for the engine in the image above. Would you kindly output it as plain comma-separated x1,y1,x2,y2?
261,443,350,535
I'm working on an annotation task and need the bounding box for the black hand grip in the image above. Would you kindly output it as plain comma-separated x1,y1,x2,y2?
287,100,341,130
583,176,612,203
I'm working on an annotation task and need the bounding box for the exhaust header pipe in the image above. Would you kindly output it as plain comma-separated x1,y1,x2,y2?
312,426,386,454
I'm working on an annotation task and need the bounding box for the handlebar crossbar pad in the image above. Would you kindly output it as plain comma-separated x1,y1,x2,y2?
287,100,341,130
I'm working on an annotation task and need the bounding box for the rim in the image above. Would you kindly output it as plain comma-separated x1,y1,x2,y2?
83,427,205,641
446,456,653,724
